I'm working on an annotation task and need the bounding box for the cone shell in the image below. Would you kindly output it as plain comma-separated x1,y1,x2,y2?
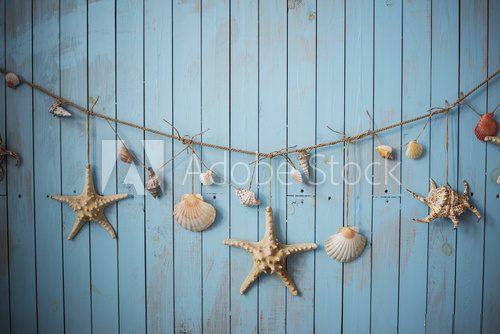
173,193,216,232
234,188,260,206
405,140,424,160
199,170,214,186
290,167,303,183
474,113,498,141
297,150,310,179
324,226,367,263
485,136,500,145
146,168,162,198
49,101,72,117
119,145,134,164
5,73,20,88
376,145,393,159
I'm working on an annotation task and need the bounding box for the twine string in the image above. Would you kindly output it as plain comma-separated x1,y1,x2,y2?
345,141,350,227
268,157,273,205
445,108,449,185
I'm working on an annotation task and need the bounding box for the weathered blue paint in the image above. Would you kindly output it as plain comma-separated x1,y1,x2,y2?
0,1,499,333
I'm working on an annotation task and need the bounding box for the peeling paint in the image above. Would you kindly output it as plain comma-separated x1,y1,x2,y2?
288,0,303,10
441,242,453,256
308,12,316,22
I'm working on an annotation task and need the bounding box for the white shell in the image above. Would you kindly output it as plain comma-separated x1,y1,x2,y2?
146,168,162,198
199,170,214,186
290,167,303,183
173,193,216,232
324,226,367,262
376,145,393,159
297,150,310,179
5,72,20,88
406,140,424,159
485,136,500,145
497,175,500,185
235,188,260,206
49,101,72,117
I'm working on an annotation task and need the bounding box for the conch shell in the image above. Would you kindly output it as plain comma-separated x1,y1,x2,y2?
119,145,134,164
49,101,72,117
376,145,393,159
5,73,20,88
234,188,260,206
405,140,424,160
297,150,310,179
146,168,162,198
324,226,367,262
290,167,303,183
199,170,214,186
173,193,216,232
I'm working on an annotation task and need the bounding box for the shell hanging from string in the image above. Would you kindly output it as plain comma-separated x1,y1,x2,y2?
49,100,72,117
119,145,134,164
297,150,310,179
405,116,429,160
365,110,395,160
146,167,162,199
461,92,499,141
200,170,215,186
285,156,302,184
234,187,260,206
324,226,367,263
173,193,216,232
5,72,21,89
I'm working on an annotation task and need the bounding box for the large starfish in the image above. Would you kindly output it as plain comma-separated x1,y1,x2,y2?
50,164,128,240
224,206,317,295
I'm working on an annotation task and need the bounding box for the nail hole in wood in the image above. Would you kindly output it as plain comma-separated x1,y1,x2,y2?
496,194,499,198
18,194,21,198
470,192,474,197
300,189,304,193
328,196,331,200
384,189,388,193
213,195,216,200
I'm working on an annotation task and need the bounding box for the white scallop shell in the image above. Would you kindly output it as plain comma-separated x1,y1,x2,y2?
234,188,260,206
5,72,20,88
324,226,367,262
405,140,424,160
297,150,310,179
146,168,162,199
173,193,216,232
49,101,72,117
376,145,393,159
290,167,303,183
200,170,214,186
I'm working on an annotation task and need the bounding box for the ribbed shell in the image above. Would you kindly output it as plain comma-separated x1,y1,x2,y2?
49,102,72,117
406,140,424,160
376,145,393,159
5,73,20,88
173,193,216,232
119,145,134,164
290,168,303,183
146,168,162,198
200,170,214,186
324,227,367,263
474,113,498,141
485,136,500,145
234,188,260,206
297,150,310,179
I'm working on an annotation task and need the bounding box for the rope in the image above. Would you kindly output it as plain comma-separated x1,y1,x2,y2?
0,67,498,158
87,109,90,164
268,157,272,205
445,109,449,184
344,142,350,227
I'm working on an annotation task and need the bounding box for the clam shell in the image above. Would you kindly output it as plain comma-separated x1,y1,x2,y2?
474,113,498,141
406,140,424,159
297,150,310,179
290,167,303,183
49,101,72,117
235,188,260,206
5,72,20,88
200,170,214,186
119,145,134,164
173,193,216,232
146,168,162,198
324,226,367,262
376,145,393,159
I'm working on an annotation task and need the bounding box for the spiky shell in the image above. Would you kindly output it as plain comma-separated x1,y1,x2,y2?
234,188,260,206
290,167,303,183
119,145,134,164
200,170,214,186
324,226,367,263
297,150,310,179
5,73,20,88
475,113,498,141
49,101,72,117
146,168,162,198
406,140,424,160
173,193,216,232
485,136,500,145
376,145,393,159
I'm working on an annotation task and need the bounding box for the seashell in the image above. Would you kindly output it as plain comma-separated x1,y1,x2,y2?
376,145,393,159
234,188,260,206
297,150,310,179
290,167,303,183
199,170,214,186
146,168,162,198
173,193,216,232
491,168,500,184
405,140,424,160
324,226,367,263
49,101,72,117
497,175,500,185
485,136,500,145
475,113,498,141
5,72,20,88
119,145,134,164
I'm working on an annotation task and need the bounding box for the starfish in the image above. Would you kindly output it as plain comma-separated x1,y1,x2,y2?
50,164,128,240
224,206,317,295
0,135,21,181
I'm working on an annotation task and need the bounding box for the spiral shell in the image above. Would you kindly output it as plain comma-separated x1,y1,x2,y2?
376,145,393,159
297,150,310,179
290,167,303,183
324,226,367,263
475,113,498,141
49,101,72,117
485,136,500,145
119,145,134,164
5,73,20,88
146,168,162,199
173,193,216,232
200,170,214,186
235,188,260,206
405,140,424,160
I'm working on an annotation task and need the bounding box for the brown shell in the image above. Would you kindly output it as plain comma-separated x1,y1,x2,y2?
146,168,162,198
474,113,498,141
5,73,21,88
297,150,310,179
119,145,134,164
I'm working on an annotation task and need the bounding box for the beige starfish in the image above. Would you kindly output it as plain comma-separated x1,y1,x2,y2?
50,164,128,240
224,206,317,295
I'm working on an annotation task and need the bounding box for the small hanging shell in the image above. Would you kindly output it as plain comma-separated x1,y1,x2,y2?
49,101,72,117
235,188,260,206
376,145,393,159
173,193,216,232
324,226,367,263
5,73,21,88
497,175,500,185
290,167,303,183
146,168,162,199
200,170,215,186
119,145,134,164
297,150,310,179
405,140,424,160
485,136,500,145
474,113,498,141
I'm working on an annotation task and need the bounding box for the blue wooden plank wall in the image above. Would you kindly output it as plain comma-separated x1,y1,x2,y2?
0,0,499,333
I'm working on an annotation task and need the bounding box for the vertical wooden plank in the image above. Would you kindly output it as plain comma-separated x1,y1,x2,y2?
259,0,287,333
229,0,259,332
399,0,431,332
427,0,459,332
172,1,202,333
6,1,37,333
116,0,146,333
201,0,230,332
33,0,64,333
314,0,344,332
455,0,488,333
88,0,119,333
144,0,174,333
343,1,373,333
482,0,500,330
0,0,4,197
60,1,90,333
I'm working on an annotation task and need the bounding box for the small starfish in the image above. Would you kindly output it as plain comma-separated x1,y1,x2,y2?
224,206,317,295
0,135,21,181
50,164,128,240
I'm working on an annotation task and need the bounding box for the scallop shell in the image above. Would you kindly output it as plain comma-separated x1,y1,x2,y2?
200,170,214,186
324,226,367,263
297,150,310,179
405,140,424,160
235,188,260,206
474,113,498,141
5,72,20,88
485,136,500,145
119,145,134,164
146,168,162,198
290,167,303,183
376,145,393,159
173,193,216,232
49,101,72,117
